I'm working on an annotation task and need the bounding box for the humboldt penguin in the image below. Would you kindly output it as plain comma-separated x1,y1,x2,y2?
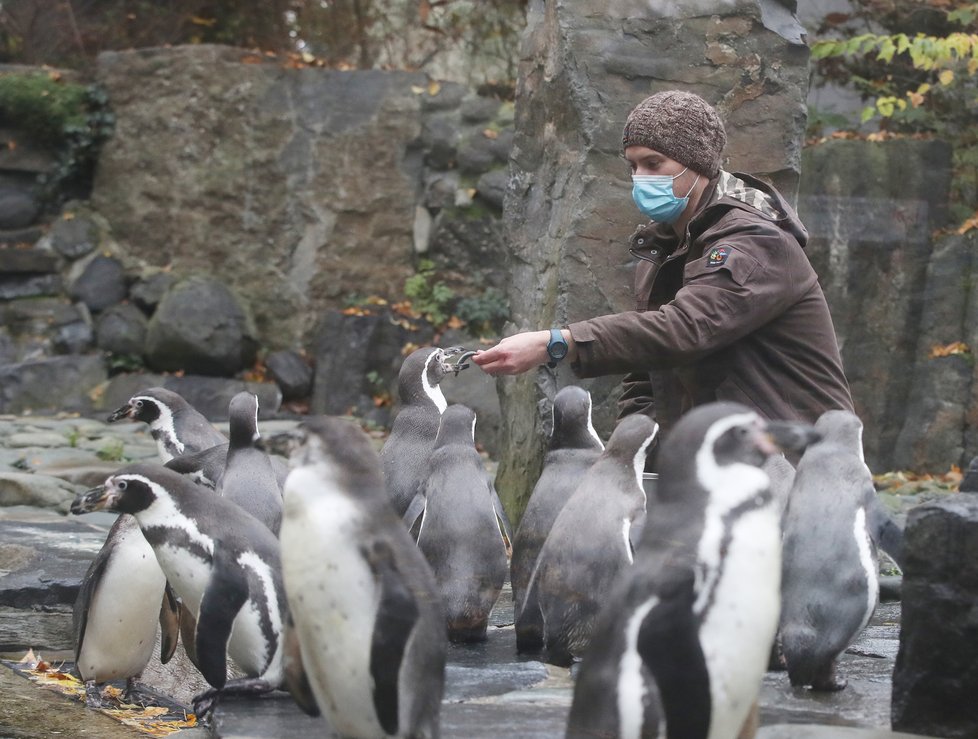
566,402,820,739
409,404,509,643
280,415,446,737
780,408,900,691
521,414,658,666
380,346,458,517
216,391,283,534
107,387,227,462
72,514,179,707
70,463,286,718
511,385,604,653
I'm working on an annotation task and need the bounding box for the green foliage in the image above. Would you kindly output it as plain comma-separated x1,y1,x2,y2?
404,259,455,326
106,353,145,375
96,438,126,463
0,73,115,207
810,1,978,223
455,287,509,335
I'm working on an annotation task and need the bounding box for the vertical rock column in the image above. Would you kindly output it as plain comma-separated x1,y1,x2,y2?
495,0,811,519
891,494,978,737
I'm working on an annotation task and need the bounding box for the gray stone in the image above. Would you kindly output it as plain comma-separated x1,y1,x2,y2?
0,272,61,299
488,126,514,163
422,114,460,169
892,495,978,738
424,171,461,210
494,0,812,515
95,302,148,356
457,130,497,175
129,271,177,313
52,317,94,355
68,255,127,313
0,247,58,274
428,210,507,289
420,81,467,111
0,225,43,245
460,94,502,123
0,355,108,416
0,188,39,229
265,350,313,402
476,168,508,211
0,471,81,511
144,276,258,376
50,216,98,259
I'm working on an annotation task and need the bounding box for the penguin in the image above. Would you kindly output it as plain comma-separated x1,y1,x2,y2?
566,402,820,739
280,415,447,738
72,514,180,707
511,385,604,653
107,387,227,462
70,463,287,718
520,414,658,666
216,391,283,534
408,403,509,643
780,408,900,691
380,346,458,517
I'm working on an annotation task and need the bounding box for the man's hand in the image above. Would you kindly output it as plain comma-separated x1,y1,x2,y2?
471,330,576,376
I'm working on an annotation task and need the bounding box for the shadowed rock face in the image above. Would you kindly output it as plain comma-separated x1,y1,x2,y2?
493,0,811,516
892,495,978,738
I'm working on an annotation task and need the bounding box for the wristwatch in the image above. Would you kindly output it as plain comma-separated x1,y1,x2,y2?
546,328,569,368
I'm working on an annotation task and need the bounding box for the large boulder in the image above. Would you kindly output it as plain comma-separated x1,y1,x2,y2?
494,0,811,519
144,275,258,376
0,355,107,415
892,494,978,737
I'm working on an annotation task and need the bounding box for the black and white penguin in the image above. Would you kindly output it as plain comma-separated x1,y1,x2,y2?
216,391,283,534
520,414,658,666
71,514,180,707
566,402,820,739
511,385,604,653
408,403,509,643
70,463,286,717
107,388,227,462
380,347,458,517
780,408,898,691
280,415,446,738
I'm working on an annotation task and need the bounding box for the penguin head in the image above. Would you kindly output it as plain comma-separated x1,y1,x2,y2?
433,404,477,449
107,387,186,425
657,402,820,503
812,409,864,455
287,415,386,496
71,470,160,515
396,347,458,409
228,391,261,447
551,385,604,452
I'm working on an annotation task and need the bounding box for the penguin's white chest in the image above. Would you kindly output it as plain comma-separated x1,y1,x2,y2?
281,475,384,737
77,520,167,682
697,507,781,739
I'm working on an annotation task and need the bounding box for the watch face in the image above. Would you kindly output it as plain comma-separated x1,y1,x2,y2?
549,340,568,360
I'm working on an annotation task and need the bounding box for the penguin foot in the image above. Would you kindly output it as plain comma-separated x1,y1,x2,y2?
192,678,276,719
122,676,148,706
84,681,105,708
810,663,848,692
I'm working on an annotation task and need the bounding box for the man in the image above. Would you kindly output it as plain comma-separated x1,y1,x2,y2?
473,90,853,442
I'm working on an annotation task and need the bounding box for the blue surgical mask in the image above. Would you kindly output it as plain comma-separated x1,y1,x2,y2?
631,167,698,223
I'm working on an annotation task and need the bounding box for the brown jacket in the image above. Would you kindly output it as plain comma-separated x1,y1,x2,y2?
567,171,853,436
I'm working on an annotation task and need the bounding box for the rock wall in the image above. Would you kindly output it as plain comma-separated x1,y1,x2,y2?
494,0,812,516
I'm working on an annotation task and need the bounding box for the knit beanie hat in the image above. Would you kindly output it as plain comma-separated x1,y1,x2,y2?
621,91,727,179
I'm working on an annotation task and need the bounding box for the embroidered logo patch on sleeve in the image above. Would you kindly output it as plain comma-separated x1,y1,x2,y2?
707,246,730,267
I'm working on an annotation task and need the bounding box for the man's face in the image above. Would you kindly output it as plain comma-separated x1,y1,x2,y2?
624,145,685,177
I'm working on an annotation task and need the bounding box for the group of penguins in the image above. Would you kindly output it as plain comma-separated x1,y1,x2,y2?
68,344,906,738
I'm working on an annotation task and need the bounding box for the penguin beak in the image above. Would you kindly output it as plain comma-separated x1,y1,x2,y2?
70,484,114,514
763,421,822,455
107,402,134,423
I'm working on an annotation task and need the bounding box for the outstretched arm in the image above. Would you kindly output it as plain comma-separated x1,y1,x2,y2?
471,329,577,376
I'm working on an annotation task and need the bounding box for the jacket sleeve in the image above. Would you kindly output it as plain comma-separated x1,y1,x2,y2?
616,371,655,421
567,213,816,378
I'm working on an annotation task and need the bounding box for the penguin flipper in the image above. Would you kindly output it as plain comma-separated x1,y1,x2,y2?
195,552,249,689
282,609,321,717
402,493,427,541
159,582,181,664
636,578,711,739
364,539,420,736
491,482,513,553
628,509,647,553
866,489,905,570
